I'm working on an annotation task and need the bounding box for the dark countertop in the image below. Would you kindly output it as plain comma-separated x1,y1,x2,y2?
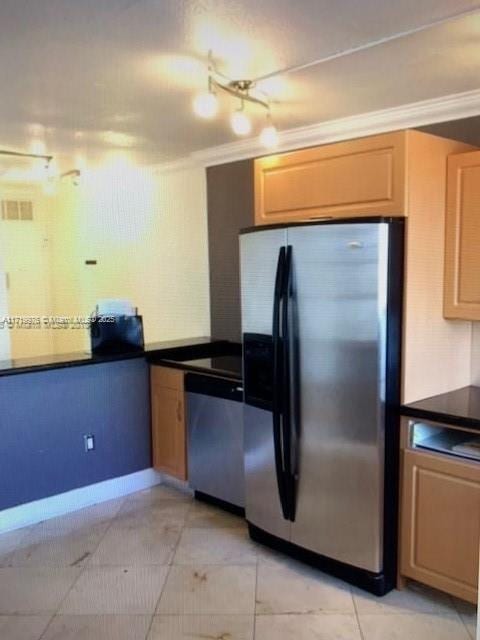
401,386,480,431
157,353,243,382
0,338,239,378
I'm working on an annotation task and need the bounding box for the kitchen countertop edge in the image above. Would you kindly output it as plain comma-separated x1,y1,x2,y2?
151,358,242,382
0,338,239,378
400,385,480,432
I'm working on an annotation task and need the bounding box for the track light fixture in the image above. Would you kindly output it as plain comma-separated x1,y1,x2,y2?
0,149,53,164
192,52,279,148
60,169,81,187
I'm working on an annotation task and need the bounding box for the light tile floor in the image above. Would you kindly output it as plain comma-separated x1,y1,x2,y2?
0,484,476,639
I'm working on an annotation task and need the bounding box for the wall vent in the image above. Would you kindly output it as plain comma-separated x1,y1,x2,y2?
1,200,34,221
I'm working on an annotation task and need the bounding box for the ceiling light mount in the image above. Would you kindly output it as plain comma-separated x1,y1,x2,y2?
229,79,252,92
193,53,278,147
212,77,270,111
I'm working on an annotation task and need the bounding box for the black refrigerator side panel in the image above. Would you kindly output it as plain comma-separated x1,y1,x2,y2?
382,219,405,591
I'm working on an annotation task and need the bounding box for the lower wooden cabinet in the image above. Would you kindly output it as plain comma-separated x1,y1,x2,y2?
400,439,480,603
150,365,187,480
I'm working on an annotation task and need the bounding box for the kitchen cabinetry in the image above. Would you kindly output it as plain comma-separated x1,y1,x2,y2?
399,417,480,603
444,150,480,320
150,365,187,480
254,131,406,225
253,129,474,403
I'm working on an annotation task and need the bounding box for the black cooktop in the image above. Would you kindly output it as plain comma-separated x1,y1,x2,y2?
180,355,243,379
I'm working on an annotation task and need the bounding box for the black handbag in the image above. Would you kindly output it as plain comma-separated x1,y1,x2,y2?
90,314,144,354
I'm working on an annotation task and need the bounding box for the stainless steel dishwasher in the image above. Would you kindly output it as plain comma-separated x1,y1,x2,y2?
186,373,245,511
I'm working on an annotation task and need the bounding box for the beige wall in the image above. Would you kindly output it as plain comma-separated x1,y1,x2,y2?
402,133,474,404
0,253,10,360
0,182,56,357
471,324,480,386
50,163,210,352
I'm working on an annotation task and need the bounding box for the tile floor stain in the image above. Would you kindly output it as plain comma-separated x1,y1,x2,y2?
193,570,208,583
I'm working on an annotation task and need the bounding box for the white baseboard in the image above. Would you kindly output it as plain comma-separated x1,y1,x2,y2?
0,468,164,534
161,474,193,495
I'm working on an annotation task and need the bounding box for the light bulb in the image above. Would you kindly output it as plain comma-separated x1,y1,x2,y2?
193,91,218,119
260,123,279,148
230,110,252,136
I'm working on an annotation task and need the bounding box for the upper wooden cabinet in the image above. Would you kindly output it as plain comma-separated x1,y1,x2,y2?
254,131,407,225
444,150,480,320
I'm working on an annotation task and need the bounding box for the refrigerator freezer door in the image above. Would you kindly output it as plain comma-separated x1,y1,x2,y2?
288,223,389,573
240,228,291,540
240,229,287,336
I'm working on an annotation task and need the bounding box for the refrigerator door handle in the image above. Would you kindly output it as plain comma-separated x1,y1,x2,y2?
272,246,289,520
282,245,296,522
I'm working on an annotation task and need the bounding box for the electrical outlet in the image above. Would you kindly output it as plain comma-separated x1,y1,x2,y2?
83,434,95,452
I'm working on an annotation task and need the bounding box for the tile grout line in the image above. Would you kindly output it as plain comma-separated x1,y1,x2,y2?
118,488,193,639
86,496,129,561
144,494,192,639
36,497,128,639
37,490,192,639
252,551,259,640
35,613,55,640
0,488,192,637
76,495,128,571
351,588,366,640
449,594,476,640
142,614,155,640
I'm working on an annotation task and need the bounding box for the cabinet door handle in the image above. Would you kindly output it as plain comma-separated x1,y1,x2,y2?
176,400,182,423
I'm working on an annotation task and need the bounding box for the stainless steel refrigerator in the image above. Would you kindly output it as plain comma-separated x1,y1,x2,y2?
240,217,404,596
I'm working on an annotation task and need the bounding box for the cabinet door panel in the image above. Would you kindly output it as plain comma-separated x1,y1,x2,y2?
254,132,406,225
151,365,184,391
151,367,186,480
445,151,480,319
400,449,480,603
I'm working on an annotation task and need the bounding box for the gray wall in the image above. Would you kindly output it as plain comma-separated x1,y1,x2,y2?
418,115,480,146
0,359,151,510
207,160,254,342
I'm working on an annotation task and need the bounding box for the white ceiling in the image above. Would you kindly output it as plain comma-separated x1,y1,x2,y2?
0,0,480,170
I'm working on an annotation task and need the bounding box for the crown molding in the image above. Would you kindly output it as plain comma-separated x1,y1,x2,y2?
152,89,480,174
185,88,480,168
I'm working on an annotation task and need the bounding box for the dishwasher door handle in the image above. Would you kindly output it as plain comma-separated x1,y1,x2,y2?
185,373,244,402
